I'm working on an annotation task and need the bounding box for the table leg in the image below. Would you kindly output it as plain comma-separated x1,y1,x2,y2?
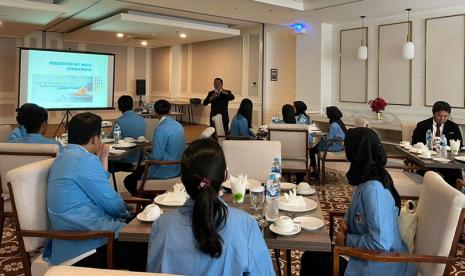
274,249,282,276
286,249,291,276
109,161,118,192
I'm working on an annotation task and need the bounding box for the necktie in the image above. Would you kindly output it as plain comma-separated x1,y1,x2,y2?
435,123,441,137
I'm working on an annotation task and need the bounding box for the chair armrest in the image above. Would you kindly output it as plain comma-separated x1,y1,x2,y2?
387,155,407,160
21,230,114,269
329,210,346,242
123,196,153,205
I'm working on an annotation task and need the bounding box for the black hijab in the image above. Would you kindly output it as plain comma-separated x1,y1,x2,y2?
294,101,309,119
326,106,347,134
345,128,401,213
282,104,296,124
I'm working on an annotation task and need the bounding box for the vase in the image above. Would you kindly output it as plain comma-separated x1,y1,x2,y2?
376,112,383,120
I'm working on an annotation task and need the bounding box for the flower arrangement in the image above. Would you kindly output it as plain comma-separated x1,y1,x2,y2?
368,97,387,113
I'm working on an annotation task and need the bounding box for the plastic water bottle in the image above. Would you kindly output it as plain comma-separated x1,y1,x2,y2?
265,173,280,221
271,157,282,177
426,129,433,150
113,123,121,143
440,134,448,159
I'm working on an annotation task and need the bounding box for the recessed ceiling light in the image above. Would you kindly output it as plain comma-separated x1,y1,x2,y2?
116,33,124,38
179,33,187,38
141,40,148,46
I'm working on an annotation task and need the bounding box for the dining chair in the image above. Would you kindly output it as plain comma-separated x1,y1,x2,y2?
0,125,12,142
331,171,465,276
402,121,418,142
199,127,216,139
144,118,160,142
45,266,178,275
0,143,59,245
317,136,346,185
6,159,114,276
222,140,281,183
137,160,181,198
268,124,308,182
212,114,227,144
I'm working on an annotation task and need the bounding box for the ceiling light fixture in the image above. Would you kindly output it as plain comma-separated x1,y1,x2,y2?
403,8,414,60
179,33,187,38
141,40,148,46
116,33,124,38
357,16,368,60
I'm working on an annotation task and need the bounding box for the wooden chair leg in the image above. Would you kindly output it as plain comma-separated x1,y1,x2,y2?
286,249,292,275
0,213,4,244
274,249,282,276
322,160,326,186
112,172,118,192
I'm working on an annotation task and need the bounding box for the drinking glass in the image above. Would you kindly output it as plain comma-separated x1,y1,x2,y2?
250,186,265,219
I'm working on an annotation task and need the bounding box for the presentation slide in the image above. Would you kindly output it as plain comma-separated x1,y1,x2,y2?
19,49,115,110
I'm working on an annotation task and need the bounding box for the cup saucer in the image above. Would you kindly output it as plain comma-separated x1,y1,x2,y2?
269,223,301,236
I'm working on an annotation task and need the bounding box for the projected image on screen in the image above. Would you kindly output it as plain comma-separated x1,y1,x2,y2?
19,48,115,110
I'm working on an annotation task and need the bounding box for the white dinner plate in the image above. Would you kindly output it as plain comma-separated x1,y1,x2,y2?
102,138,114,143
136,138,147,143
280,182,298,190
297,187,316,195
136,210,163,223
154,193,187,207
293,216,325,231
222,179,261,190
419,156,432,160
278,197,317,212
109,149,126,155
112,142,137,149
269,223,301,236
432,157,451,163
454,156,465,162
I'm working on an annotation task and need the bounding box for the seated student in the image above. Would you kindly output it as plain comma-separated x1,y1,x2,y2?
309,106,347,179
124,100,186,196
294,101,311,125
301,128,415,276
8,103,30,142
44,112,146,270
412,101,462,185
275,104,296,124
10,103,63,152
146,138,274,275
109,95,146,171
229,98,256,138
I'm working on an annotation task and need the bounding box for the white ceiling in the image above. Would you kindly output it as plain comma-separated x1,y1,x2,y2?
1,0,465,46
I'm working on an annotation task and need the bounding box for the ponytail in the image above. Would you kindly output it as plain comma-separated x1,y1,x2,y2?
192,184,228,257
181,138,229,258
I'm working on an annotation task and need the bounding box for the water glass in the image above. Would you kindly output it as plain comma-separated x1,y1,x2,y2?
250,186,265,219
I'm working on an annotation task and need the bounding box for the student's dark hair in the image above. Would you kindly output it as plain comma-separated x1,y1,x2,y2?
238,98,253,128
154,100,171,115
181,138,228,258
22,104,48,133
432,101,451,114
294,101,309,119
16,103,35,126
68,112,102,145
282,104,296,124
214,78,223,84
118,95,133,113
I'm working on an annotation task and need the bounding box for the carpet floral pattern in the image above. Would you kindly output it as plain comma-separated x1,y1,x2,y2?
1,168,464,275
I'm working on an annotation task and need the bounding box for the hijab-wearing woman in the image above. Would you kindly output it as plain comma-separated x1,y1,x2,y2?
309,106,347,178
301,128,415,276
275,104,296,124
230,98,256,138
294,101,311,125
146,138,274,275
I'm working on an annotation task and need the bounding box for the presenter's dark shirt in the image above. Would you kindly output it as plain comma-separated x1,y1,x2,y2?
203,90,234,131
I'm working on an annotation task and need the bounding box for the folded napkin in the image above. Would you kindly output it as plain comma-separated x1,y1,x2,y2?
230,174,247,203
282,189,306,208
450,139,461,151
163,183,188,203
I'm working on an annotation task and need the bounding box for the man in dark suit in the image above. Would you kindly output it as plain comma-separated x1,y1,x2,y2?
203,78,235,133
412,101,463,185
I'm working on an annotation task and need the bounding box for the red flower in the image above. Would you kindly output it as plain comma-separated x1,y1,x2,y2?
368,98,387,113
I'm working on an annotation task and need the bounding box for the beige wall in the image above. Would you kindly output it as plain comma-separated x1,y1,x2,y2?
263,26,296,124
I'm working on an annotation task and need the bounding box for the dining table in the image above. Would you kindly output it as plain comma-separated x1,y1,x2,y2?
396,145,465,170
119,186,331,275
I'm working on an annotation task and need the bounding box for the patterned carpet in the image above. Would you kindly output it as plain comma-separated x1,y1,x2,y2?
1,169,464,275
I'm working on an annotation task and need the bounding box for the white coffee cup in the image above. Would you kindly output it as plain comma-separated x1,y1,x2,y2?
137,136,146,141
401,141,411,146
297,182,312,194
142,204,161,221
414,142,425,149
421,151,432,158
275,216,298,233
124,137,135,143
